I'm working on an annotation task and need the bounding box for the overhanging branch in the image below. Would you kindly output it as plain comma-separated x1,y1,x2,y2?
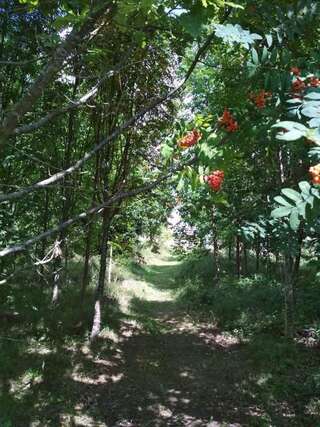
0,156,196,257
0,2,115,143
0,24,225,203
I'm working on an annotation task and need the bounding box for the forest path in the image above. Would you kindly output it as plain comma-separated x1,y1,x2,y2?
72,248,252,427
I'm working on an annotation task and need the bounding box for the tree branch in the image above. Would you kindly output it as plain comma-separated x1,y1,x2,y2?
0,2,115,143
0,24,225,204
0,157,196,257
14,53,133,136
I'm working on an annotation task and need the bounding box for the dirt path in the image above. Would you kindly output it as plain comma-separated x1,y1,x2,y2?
68,251,260,427
2,246,319,426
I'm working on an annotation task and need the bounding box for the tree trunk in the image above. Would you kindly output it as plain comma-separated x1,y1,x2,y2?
228,242,232,262
212,237,220,284
90,209,111,341
51,240,63,304
293,221,304,279
51,73,79,303
236,235,241,279
283,254,295,338
39,188,50,287
80,151,101,306
243,243,248,276
80,221,94,305
107,244,113,284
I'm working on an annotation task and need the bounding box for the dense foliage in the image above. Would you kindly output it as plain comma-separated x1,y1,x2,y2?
1,0,320,424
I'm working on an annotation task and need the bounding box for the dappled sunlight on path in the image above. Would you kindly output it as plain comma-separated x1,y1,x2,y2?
5,247,319,426
65,248,304,427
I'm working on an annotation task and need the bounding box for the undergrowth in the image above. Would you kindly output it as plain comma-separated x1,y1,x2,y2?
175,253,320,338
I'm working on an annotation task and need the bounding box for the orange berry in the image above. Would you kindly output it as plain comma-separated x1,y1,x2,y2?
312,175,320,185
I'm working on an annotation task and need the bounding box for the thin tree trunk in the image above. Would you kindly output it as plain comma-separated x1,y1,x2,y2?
51,73,79,302
79,143,101,305
107,244,113,284
283,254,295,338
211,207,220,284
39,188,50,287
236,235,241,279
228,242,232,262
243,243,248,276
51,240,63,304
212,237,220,284
90,209,111,341
80,221,94,304
293,221,304,278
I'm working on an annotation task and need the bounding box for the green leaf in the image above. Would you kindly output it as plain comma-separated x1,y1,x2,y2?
273,121,307,141
272,121,308,132
161,144,173,160
271,206,292,218
276,129,304,141
251,48,259,65
311,187,320,199
261,46,268,63
308,117,320,128
304,92,320,100
301,106,320,118
224,1,244,9
266,34,273,48
176,176,185,191
298,181,311,194
274,196,293,207
281,188,302,202
289,209,300,230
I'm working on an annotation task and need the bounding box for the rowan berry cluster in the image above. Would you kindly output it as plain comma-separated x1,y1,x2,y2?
308,76,320,88
250,90,272,109
292,78,305,93
178,129,202,149
206,170,224,191
290,66,320,92
309,164,320,185
218,109,238,132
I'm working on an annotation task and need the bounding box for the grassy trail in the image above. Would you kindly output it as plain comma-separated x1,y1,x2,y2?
86,249,257,427
1,245,319,426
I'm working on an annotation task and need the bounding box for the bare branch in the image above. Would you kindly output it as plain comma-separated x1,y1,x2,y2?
0,157,196,258
0,56,49,66
14,55,132,136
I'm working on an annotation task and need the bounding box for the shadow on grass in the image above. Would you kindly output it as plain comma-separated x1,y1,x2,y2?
0,273,127,426
1,308,319,426
1,258,320,426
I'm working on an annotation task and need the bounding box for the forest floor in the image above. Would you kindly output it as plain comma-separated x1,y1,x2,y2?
1,245,320,426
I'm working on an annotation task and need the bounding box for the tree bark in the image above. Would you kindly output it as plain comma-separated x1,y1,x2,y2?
107,244,113,285
212,237,220,284
90,208,112,341
243,243,248,276
293,221,304,279
236,235,241,279
80,222,94,304
283,254,295,338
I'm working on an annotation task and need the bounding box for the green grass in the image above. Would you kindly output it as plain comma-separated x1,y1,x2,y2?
175,253,320,337
1,245,320,425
